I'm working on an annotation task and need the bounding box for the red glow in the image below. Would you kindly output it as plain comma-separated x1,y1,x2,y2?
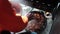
0,0,27,32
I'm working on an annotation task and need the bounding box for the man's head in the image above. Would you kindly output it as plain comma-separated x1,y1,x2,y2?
26,19,41,32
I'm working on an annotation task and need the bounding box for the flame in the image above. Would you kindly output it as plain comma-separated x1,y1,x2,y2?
16,14,21,16
16,14,28,23
21,16,28,23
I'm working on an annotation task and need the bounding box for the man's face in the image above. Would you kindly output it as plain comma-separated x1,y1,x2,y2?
26,20,41,32
26,21,36,31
